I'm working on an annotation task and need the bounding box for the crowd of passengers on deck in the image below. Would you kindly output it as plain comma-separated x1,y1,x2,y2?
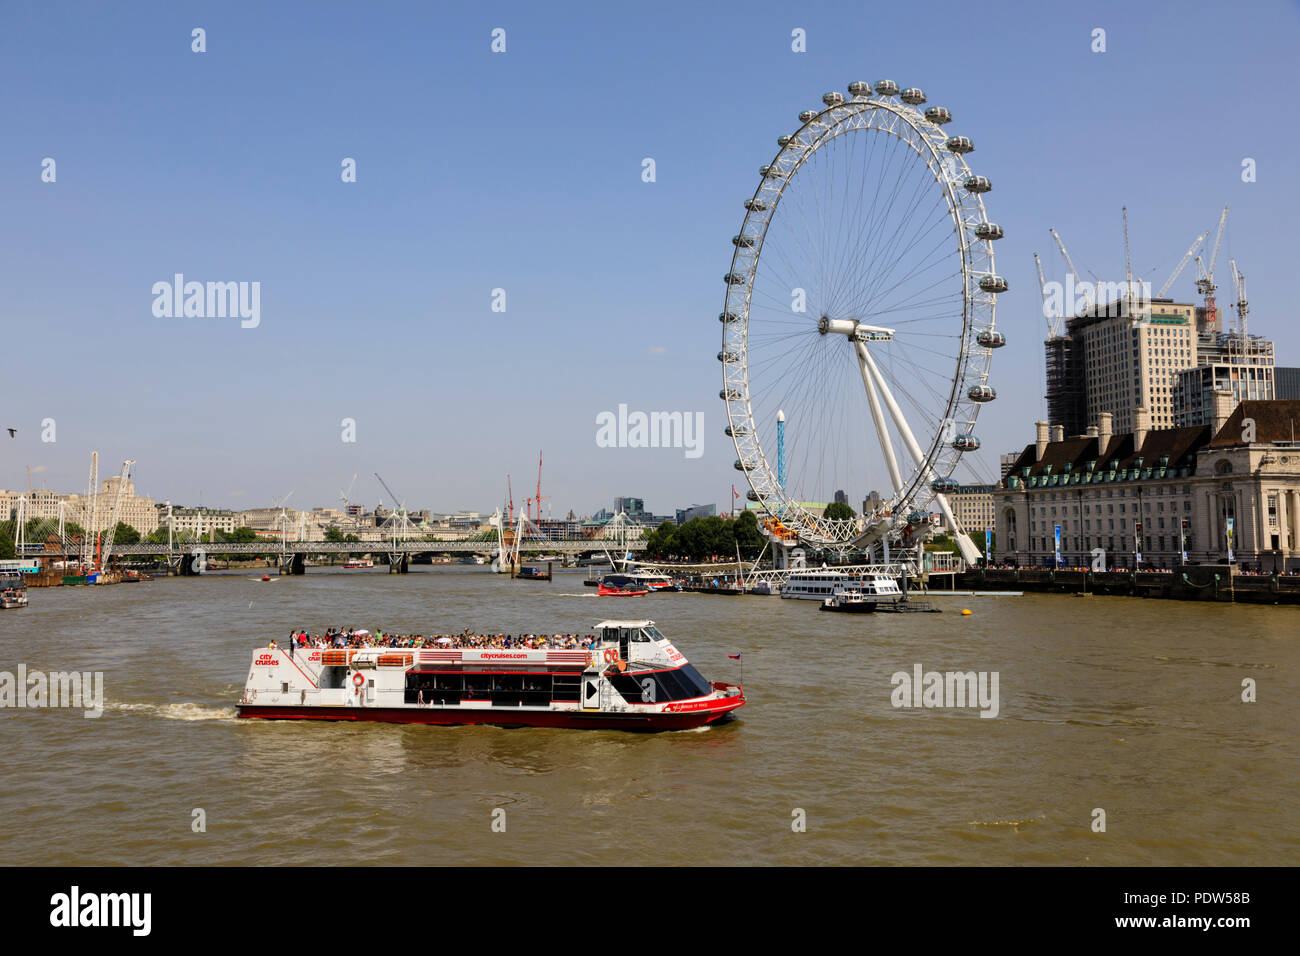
274,629,599,651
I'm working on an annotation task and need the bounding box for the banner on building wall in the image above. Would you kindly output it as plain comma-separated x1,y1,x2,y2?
985,527,992,562
1054,524,1062,568
1180,518,1188,563
1226,517,1235,562
1135,520,1143,565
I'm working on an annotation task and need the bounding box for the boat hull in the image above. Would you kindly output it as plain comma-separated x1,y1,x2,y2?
236,698,743,731
818,602,879,613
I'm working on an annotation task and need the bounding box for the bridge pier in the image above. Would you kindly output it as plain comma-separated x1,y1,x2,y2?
279,553,306,576
388,553,408,574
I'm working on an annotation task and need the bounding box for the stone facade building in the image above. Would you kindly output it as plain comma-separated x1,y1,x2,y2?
994,399,1300,571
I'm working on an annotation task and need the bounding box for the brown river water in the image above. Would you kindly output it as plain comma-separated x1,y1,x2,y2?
1,567,1295,866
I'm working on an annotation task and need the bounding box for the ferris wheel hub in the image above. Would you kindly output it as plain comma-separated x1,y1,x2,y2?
817,316,895,341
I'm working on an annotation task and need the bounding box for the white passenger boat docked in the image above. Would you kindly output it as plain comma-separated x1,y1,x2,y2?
818,576,903,613
780,569,902,601
236,619,745,731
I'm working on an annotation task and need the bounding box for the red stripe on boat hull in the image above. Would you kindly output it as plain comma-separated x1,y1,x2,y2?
236,698,744,731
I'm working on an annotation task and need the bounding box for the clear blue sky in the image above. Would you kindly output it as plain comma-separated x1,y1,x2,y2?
3,0,1297,517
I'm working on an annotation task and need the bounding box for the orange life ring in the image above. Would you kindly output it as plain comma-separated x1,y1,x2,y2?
603,649,616,663
351,672,365,688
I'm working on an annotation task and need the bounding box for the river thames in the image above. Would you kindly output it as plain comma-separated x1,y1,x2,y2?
1,568,1295,866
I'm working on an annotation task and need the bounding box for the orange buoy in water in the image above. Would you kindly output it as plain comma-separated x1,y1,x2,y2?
961,608,972,616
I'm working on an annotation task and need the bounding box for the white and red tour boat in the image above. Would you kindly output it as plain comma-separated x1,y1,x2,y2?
237,619,745,731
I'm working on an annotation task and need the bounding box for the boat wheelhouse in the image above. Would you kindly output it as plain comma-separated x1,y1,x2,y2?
343,558,374,569
236,620,744,731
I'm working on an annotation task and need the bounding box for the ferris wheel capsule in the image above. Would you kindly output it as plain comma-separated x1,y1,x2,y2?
720,387,742,400
720,311,741,323
822,91,844,107
744,199,767,211
925,106,952,125
873,80,899,97
967,385,997,403
759,165,785,179
725,424,750,437
906,510,930,524
953,435,981,452
945,135,974,154
733,235,756,248
718,350,739,363
847,81,871,97
777,135,793,147
724,272,747,285
931,477,960,493
978,275,1008,293
900,88,926,104
798,110,818,123
974,222,1004,240
976,330,1007,348
746,490,759,502
963,175,991,193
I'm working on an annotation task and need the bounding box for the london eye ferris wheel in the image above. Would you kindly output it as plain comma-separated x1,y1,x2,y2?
719,80,1007,562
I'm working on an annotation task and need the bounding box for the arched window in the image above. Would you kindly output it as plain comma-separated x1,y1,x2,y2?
1214,459,1233,475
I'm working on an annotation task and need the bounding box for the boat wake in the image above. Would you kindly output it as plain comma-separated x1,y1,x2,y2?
106,702,238,721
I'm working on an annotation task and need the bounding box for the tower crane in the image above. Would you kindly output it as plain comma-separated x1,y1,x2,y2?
97,459,135,573
1195,204,1229,331
1122,206,1134,304
1049,227,1093,313
1157,230,1208,298
1229,259,1248,337
527,451,550,522
373,474,405,513
1035,252,1063,338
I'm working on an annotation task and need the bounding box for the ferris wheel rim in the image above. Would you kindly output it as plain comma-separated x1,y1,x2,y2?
720,85,1002,548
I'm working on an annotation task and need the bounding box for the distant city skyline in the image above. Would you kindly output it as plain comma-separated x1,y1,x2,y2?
3,1,1297,517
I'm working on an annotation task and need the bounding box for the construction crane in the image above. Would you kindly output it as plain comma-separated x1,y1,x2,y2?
1195,204,1229,331
1035,252,1063,338
1157,229,1208,298
1229,259,1248,337
1049,227,1093,313
83,451,99,569
506,474,514,526
338,473,358,523
97,459,135,572
1122,206,1134,304
373,473,405,513
527,451,550,522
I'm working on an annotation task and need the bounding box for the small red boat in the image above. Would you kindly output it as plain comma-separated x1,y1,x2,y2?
261,574,271,582
599,585,647,596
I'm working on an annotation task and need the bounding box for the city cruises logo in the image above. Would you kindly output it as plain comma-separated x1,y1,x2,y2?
151,273,261,328
0,664,104,718
890,664,999,718
595,403,704,459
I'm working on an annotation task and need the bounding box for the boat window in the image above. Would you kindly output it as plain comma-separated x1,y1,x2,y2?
632,629,653,643
643,624,665,641
609,664,713,704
